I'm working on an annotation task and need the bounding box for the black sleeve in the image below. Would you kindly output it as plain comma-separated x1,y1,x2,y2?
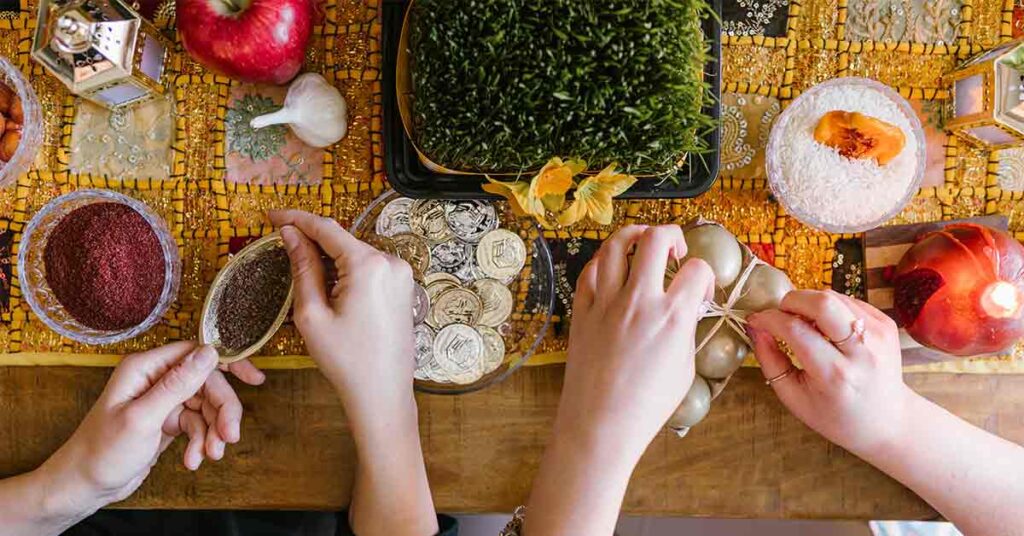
336,513,459,535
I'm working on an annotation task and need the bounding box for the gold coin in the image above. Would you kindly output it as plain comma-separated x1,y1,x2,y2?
424,272,461,287
410,200,454,243
364,233,398,257
425,279,461,328
476,325,506,374
472,278,514,327
390,233,430,276
476,229,526,284
432,287,483,327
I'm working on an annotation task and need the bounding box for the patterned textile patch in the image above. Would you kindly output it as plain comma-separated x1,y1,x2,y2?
998,148,1024,192
847,0,962,44
747,242,776,266
527,237,601,324
720,93,780,180
224,85,325,185
832,238,865,299
70,93,174,180
723,0,790,37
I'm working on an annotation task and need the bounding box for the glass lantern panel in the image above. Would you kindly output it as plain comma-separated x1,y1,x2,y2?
139,34,165,83
956,75,986,117
996,51,1024,132
968,125,1019,145
93,82,148,106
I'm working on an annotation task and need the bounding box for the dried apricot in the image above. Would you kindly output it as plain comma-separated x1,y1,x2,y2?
814,110,906,165
0,84,12,115
9,95,22,124
0,129,19,162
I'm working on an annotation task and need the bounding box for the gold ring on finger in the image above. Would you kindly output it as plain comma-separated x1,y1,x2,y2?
765,365,798,386
830,317,866,347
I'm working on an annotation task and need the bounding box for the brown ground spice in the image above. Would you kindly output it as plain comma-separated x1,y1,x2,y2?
216,247,291,351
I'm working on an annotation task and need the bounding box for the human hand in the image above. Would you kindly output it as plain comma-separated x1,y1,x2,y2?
269,210,417,431
557,225,715,462
218,359,266,387
746,290,914,457
38,342,242,515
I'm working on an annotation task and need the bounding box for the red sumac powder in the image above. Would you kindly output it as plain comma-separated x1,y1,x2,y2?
43,202,166,331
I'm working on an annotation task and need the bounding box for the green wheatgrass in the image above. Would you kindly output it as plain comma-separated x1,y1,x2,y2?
409,0,716,177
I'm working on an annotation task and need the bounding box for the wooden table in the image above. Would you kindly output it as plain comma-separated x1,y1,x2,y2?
2,365,1022,519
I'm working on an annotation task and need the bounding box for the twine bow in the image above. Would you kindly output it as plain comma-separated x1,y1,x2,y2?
693,255,766,355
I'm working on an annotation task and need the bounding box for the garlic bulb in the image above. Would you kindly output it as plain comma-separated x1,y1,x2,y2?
250,73,348,148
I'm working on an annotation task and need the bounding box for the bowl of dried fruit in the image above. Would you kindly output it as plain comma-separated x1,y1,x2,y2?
0,57,42,188
352,190,555,394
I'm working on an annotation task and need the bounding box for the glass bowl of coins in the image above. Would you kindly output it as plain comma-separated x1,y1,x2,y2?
352,190,555,394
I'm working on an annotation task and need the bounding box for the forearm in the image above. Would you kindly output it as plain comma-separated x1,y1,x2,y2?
0,467,98,536
348,396,438,536
523,423,639,536
860,392,1024,535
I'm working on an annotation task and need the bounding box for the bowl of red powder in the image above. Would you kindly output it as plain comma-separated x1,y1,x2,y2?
18,190,181,345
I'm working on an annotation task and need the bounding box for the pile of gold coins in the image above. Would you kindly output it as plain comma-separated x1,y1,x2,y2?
371,198,528,385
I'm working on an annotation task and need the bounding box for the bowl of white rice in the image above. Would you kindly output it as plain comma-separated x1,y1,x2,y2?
766,77,926,234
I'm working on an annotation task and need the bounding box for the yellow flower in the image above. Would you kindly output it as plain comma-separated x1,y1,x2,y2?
481,157,586,218
558,164,637,226
482,176,533,217
531,157,586,213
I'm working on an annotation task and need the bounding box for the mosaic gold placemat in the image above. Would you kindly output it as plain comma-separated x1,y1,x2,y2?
2,0,1024,375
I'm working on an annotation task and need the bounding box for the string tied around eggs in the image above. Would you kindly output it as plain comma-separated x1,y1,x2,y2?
694,255,765,355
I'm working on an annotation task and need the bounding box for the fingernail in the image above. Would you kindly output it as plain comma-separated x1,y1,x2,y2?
280,225,300,253
190,345,218,369
213,442,225,459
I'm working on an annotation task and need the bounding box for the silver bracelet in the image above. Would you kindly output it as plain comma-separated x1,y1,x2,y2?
499,506,527,536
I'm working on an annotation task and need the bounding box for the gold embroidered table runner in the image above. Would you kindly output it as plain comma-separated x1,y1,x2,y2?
0,0,1022,375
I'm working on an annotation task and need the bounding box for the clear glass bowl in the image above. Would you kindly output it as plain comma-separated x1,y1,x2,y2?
352,190,555,395
766,77,926,234
18,190,181,345
0,57,43,188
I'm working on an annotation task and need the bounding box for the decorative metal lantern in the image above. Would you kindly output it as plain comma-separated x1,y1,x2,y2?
31,0,171,109
947,38,1024,149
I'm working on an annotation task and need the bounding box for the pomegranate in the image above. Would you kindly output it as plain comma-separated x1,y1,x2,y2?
893,224,1024,356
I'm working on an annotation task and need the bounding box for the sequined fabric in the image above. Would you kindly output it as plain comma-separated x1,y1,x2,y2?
2,0,1024,371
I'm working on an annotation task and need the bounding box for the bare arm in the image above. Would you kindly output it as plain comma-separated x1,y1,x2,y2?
348,396,436,536
0,469,93,536
524,225,715,535
523,422,641,534
272,211,437,536
865,393,1024,535
749,290,1024,536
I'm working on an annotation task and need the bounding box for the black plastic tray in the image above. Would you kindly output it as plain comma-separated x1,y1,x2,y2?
381,0,722,200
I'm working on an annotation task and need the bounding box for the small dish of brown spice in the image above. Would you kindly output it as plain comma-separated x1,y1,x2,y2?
200,233,294,363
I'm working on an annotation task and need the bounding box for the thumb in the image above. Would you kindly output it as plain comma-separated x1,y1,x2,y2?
133,345,219,418
280,225,330,315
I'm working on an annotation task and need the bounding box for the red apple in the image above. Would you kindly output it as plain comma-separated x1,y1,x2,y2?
176,0,313,85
